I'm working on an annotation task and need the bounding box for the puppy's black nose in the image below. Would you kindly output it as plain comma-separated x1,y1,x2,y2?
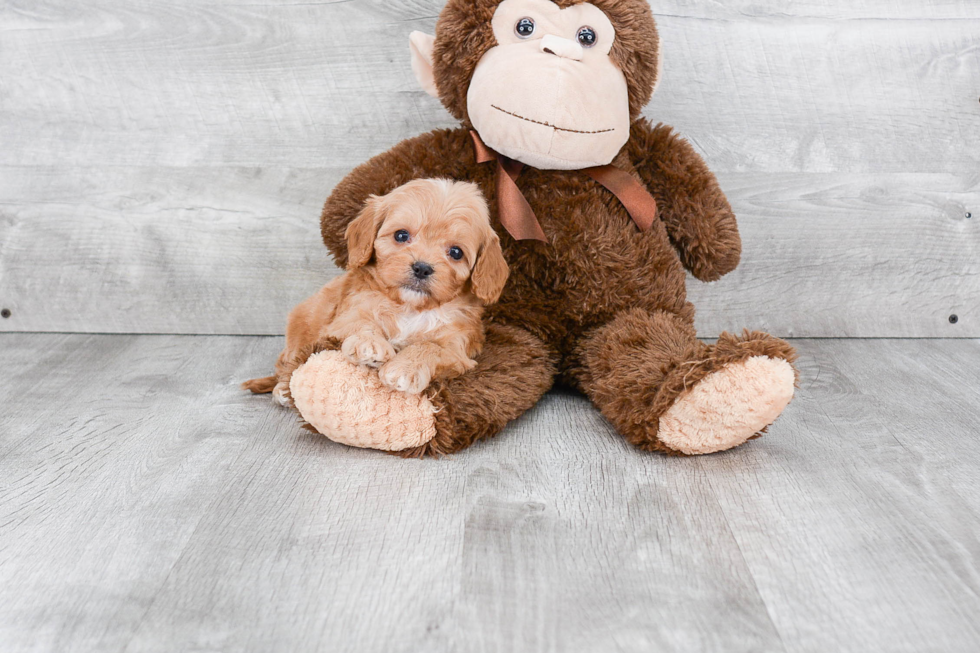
412,261,434,279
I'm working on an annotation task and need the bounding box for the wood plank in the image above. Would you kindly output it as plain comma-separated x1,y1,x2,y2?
689,172,979,338
2,335,980,650
119,391,788,652
0,333,784,652
699,339,980,652
0,2,977,173
0,166,339,335
0,334,295,652
1,167,975,336
653,0,980,19
448,393,784,652
2,0,977,337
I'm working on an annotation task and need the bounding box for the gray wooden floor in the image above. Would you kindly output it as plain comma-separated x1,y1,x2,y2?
2,334,978,653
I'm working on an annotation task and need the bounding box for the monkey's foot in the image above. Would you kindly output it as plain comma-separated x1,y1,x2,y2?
657,355,795,455
289,351,437,452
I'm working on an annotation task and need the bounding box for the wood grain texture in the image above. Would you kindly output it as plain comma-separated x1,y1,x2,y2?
689,172,979,337
0,334,299,652
1,334,979,652
1,1,978,172
700,341,980,652
0,1,978,336
1,167,975,336
0,166,338,335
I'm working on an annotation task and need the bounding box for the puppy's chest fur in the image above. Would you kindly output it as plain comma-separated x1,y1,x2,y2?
386,304,466,349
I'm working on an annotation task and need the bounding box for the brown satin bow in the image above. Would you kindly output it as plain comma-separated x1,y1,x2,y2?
470,130,658,242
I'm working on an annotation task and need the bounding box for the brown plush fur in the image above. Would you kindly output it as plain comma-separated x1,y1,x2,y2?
311,0,796,455
394,322,559,458
570,314,799,454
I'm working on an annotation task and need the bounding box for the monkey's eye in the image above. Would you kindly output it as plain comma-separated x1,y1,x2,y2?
576,26,597,48
394,230,410,243
448,246,464,261
515,17,535,39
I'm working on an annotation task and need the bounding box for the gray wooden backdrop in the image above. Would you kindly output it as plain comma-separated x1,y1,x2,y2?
1,0,978,337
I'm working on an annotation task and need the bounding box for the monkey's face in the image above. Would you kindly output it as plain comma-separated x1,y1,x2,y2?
466,0,630,170
410,0,659,171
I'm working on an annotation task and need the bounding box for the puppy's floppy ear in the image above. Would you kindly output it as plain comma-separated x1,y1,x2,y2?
471,230,509,305
345,195,386,270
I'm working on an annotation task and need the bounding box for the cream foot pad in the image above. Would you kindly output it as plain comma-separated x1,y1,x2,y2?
658,356,795,455
289,351,438,452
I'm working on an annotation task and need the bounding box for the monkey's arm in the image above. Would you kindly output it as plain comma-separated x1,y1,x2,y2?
627,118,741,282
321,128,480,268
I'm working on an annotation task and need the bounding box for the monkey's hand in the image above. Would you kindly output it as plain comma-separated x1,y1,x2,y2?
628,118,741,282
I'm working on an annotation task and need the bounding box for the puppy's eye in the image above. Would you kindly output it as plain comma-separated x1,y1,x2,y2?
577,26,597,48
394,230,410,243
448,246,464,261
515,17,535,39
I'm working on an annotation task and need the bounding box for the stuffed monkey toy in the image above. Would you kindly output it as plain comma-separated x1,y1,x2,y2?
285,0,798,456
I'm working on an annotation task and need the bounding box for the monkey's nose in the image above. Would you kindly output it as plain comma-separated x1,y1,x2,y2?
540,35,583,61
412,261,435,279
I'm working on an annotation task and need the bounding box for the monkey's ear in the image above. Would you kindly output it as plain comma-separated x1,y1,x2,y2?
409,31,439,98
345,196,386,270
472,232,509,305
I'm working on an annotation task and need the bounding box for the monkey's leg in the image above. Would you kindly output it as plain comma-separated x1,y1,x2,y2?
288,323,557,456
570,308,797,455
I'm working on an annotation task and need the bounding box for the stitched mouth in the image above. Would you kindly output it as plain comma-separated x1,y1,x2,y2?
491,105,615,135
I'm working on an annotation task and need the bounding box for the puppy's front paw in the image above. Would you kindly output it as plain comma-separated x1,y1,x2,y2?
341,334,395,368
379,358,432,394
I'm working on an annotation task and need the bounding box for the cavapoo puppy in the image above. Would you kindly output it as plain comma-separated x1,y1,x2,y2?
244,178,508,404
